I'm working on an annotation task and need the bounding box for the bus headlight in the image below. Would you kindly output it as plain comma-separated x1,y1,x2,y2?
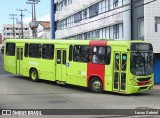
133,80,137,85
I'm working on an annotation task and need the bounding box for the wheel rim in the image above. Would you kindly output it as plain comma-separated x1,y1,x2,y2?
31,71,37,80
92,80,102,91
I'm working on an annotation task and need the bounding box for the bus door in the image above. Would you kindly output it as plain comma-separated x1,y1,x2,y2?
56,49,67,82
16,47,23,74
113,52,127,92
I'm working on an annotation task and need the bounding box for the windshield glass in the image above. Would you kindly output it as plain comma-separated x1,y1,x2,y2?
130,43,153,76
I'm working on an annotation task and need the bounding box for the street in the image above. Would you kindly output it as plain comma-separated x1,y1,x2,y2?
0,53,160,118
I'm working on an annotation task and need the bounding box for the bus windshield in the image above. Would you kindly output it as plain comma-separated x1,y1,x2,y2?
130,43,153,76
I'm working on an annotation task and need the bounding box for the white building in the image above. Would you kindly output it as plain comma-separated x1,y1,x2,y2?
51,0,160,83
37,21,51,39
54,0,131,40
2,24,30,39
144,0,160,53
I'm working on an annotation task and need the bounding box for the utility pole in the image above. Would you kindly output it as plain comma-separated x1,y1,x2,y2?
51,0,55,39
26,0,40,38
17,9,27,39
9,14,17,38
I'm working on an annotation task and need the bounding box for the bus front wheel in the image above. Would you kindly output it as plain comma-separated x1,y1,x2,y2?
30,69,39,82
89,77,103,93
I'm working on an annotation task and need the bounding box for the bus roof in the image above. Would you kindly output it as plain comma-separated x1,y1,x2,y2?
5,39,147,46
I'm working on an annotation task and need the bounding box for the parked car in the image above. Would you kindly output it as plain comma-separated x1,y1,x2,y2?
1,46,4,54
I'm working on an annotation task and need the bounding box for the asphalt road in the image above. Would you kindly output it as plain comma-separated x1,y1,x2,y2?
0,53,160,118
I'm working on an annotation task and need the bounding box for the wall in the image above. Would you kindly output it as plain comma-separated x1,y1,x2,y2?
144,0,160,53
55,7,123,38
131,0,144,40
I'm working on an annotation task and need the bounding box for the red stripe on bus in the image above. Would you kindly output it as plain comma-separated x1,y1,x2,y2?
87,40,107,89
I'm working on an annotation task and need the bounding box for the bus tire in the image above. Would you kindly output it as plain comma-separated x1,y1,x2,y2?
30,68,39,82
89,77,103,93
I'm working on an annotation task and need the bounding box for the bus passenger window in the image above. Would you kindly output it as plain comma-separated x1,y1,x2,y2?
106,47,111,64
24,43,29,57
29,44,42,58
6,43,15,56
42,44,54,60
92,46,105,64
92,46,111,65
69,45,73,61
73,45,90,63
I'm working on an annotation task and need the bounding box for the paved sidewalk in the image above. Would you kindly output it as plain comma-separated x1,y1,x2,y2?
153,84,160,89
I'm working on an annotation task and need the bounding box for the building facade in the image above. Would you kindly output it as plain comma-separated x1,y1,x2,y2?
2,24,30,39
52,0,160,83
37,21,51,39
53,0,132,40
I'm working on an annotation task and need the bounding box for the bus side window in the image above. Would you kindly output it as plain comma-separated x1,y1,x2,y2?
92,46,105,64
42,44,54,60
73,45,90,63
6,43,15,56
69,45,73,61
106,47,111,65
24,43,29,57
29,44,42,58
92,46,111,65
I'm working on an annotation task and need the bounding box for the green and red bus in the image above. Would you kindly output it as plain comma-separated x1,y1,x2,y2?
4,39,154,94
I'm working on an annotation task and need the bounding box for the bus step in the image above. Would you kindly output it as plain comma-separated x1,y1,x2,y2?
56,81,66,85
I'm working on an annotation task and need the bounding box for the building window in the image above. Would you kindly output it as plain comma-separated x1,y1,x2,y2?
64,0,67,6
89,3,99,18
106,27,110,39
74,12,82,23
102,0,106,13
138,17,144,38
103,28,106,39
64,19,67,27
64,23,123,40
82,9,88,19
113,24,119,39
110,26,113,39
113,0,118,8
155,17,160,32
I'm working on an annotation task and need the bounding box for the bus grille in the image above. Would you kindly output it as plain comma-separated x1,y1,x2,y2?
137,77,151,82
140,87,148,90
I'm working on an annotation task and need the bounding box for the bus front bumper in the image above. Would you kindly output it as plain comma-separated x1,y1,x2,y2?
127,84,153,94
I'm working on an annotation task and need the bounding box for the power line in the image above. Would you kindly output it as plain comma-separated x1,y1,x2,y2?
56,0,157,31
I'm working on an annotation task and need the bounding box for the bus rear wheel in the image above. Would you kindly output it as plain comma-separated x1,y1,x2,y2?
89,77,103,93
30,68,39,82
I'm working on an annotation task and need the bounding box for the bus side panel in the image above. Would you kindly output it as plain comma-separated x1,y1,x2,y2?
104,65,113,91
66,62,87,87
21,57,30,77
22,58,55,81
87,63,105,87
38,59,55,81
4,55,16,74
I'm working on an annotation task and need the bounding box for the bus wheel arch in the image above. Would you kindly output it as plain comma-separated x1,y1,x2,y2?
88,76,103,93
29,68,39,82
